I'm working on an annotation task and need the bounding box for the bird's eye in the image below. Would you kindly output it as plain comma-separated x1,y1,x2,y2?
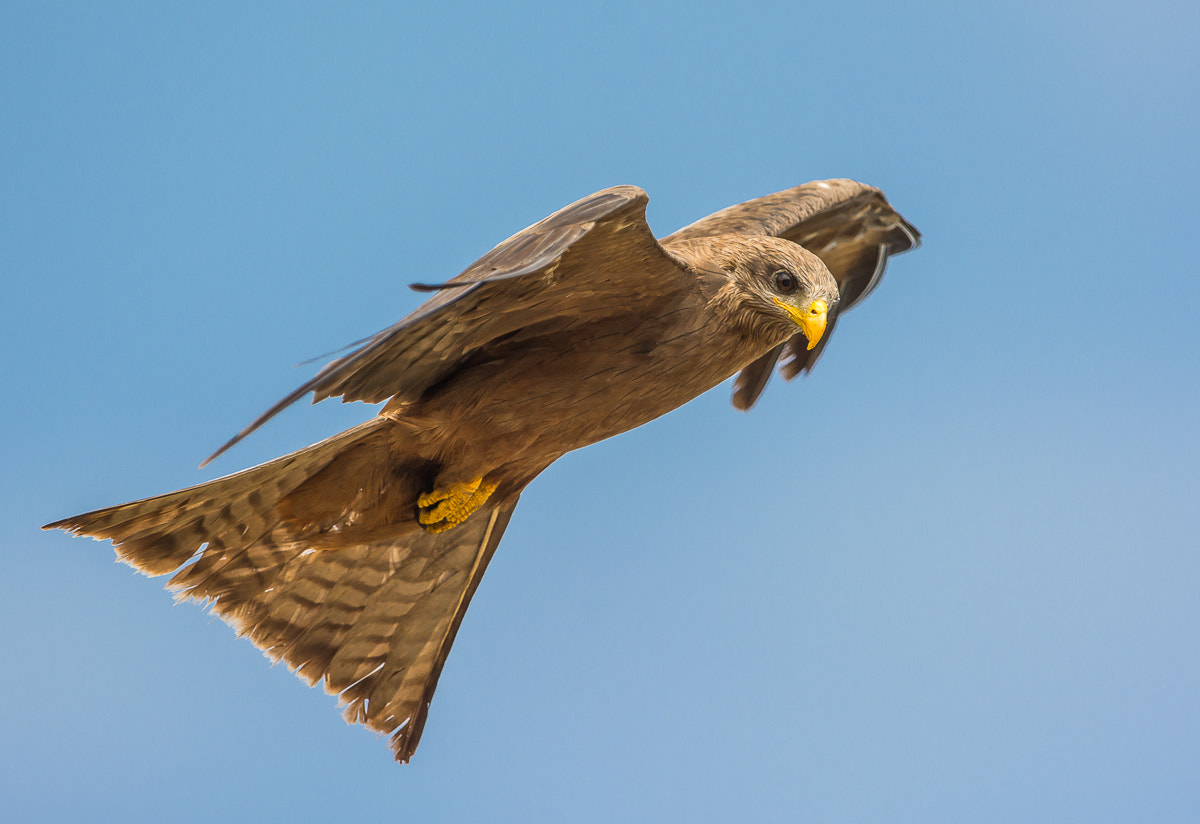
773,270,797,293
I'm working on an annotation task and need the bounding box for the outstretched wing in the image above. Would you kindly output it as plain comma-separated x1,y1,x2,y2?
664,179,920,410
206,185,689,465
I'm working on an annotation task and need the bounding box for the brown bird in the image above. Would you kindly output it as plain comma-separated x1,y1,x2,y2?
46,179,920,762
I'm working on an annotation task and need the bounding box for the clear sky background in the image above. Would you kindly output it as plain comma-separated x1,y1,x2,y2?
3,2,1198,821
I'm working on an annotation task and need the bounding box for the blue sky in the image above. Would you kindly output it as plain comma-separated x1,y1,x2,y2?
3,1,1198,821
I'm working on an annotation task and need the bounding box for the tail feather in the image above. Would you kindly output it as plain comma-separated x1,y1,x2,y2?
45,417,520,762
46,419,389,576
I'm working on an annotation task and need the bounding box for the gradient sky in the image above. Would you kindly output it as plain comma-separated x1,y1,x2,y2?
4,2,1198,821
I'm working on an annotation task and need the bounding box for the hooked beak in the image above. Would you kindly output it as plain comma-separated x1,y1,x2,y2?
773,298,828,350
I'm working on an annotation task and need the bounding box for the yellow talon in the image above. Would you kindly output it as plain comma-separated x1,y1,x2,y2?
418,476,498,533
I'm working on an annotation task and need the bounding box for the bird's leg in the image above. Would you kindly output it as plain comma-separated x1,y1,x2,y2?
417,476,498,534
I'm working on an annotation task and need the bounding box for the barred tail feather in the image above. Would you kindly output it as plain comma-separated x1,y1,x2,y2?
44,418,390,576
44,416,515,761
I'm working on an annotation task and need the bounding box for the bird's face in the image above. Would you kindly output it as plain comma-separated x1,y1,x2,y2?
722,237,840,350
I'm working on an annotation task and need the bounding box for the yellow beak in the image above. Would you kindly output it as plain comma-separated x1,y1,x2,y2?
773,298,828,350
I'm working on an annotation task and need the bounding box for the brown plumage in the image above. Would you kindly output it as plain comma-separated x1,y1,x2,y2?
45,179,920,762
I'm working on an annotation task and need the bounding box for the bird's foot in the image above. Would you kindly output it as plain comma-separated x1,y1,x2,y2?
417,476,498,534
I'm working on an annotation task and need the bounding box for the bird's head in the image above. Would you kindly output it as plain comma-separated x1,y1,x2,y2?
682,235,839,350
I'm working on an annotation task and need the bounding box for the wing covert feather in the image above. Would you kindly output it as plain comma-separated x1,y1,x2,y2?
206,186,689,465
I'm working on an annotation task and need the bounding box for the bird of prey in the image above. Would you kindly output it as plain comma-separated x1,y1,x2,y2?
46,179,920,762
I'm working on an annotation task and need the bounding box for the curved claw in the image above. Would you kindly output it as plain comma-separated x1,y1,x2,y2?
417,476,498,534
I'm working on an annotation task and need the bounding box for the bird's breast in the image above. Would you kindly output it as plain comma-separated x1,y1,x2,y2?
412,315,771,466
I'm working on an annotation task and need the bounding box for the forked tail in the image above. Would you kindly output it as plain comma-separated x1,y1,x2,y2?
45,417,520,762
